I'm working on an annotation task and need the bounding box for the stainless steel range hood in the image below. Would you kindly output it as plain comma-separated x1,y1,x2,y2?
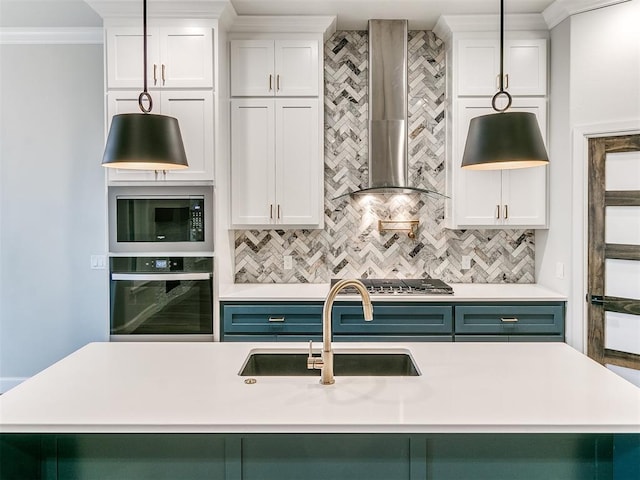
335,19,445,199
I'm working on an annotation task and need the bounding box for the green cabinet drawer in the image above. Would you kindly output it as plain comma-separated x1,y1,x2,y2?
332,302,453,335
454,303,564,337
221,302,322,337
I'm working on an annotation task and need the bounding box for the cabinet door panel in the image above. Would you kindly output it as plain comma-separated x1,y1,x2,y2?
333,303,453,335
452,97,547,228
275,99,320,225
231,99,276,225
454,304,564,335
105,91,156,182
457,38,547,97
505,39,547,96
230,40,275,97
453,99,503,226
275,40,319,96
161,91,214,181
160,27,213,88
106,28,159,89
500,99,547,226
457,39,499,96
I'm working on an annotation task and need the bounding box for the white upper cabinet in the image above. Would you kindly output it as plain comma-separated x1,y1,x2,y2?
106,26,213,89
231,98,322,228
450,97,548,228
106,90,214,182
230,39,319,97
456,38,547,97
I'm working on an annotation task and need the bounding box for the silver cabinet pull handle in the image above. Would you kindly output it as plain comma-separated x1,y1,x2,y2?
153,64,158,85
277,204,281,219
269,74,272,91
162,64,166,85
276,74,280,91
501,317,519,323
270,204,273,219
111,273,211,281
505,73,509,89
496,205,501,219
268,316,285,322
504,205,508,219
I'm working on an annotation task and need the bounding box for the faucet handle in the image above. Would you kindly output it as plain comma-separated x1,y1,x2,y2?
307,340,323,370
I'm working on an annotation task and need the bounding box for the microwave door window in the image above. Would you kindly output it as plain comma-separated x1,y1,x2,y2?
154,207,190,242
110,278,213,335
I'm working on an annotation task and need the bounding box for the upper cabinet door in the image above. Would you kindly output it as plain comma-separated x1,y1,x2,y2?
451,97,548,228
231,99,276,225
457,38,547,97
230,39,319,97
274,40,319,97
106,27,213,89
275,99,320,225
106,27,160,89
230,40,276,97
159,27,213,89
160,90,214,181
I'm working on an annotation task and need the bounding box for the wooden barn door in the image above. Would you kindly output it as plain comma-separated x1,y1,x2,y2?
587,134,640,372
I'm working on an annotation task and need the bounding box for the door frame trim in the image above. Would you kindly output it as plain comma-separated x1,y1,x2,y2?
570,120,640,354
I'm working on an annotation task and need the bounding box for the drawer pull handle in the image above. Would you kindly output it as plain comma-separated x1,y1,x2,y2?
268,316,285,322
501,317,519,323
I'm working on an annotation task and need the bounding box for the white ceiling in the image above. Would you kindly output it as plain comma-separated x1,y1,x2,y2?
0,0,623,30
0,0,556,29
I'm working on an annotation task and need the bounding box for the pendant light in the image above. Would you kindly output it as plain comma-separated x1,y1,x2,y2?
461,0,549,170
102,0,188,171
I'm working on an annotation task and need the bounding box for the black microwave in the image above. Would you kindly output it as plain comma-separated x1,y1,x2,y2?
108,186,213,253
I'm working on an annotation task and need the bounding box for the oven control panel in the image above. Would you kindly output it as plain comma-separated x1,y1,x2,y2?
110,256,212,273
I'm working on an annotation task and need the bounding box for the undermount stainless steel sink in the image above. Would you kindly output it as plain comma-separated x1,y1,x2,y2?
239,350,420,377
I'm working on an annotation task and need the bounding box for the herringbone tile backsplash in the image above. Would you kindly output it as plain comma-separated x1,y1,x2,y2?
234,31,535,284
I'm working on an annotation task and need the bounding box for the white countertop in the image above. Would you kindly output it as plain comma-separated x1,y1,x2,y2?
218,283,567,301
1,342,638,434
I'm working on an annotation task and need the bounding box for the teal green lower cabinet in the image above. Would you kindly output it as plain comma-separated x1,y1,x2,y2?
220,301,565,343
454,302,565,342
2,433,637,480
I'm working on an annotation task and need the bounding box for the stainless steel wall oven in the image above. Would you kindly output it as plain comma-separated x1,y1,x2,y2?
110,256,213,341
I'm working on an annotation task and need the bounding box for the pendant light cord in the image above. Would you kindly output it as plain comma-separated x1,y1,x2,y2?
138,0,153,113
492,0,512,112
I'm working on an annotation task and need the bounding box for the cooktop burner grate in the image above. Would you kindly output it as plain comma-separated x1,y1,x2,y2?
330,278,454,295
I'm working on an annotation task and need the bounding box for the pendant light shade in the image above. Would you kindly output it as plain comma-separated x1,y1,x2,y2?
461,0,549,170
103,113,188,170
461,111,549,170
101,0,188,171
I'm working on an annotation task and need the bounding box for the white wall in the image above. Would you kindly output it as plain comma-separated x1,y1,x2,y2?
0,42,108,392
541,0,640,385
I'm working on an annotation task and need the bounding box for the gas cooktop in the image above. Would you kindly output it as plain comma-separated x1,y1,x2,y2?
330,278,454,295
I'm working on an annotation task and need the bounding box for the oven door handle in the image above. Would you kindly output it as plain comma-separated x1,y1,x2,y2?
111,273,212,281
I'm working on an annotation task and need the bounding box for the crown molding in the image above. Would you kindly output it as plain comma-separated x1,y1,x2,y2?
433,14,548,40
543,0,631,29
230,15,337,41
0,27,103,45
85,0,231,19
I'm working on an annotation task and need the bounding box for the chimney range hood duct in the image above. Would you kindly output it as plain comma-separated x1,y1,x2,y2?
335,19,445,199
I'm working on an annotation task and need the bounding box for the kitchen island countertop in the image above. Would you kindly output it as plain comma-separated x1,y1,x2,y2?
1,341,637,434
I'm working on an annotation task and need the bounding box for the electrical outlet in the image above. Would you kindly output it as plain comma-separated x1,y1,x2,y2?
284,255,293,270
90,255,106,270
461,255,472,270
